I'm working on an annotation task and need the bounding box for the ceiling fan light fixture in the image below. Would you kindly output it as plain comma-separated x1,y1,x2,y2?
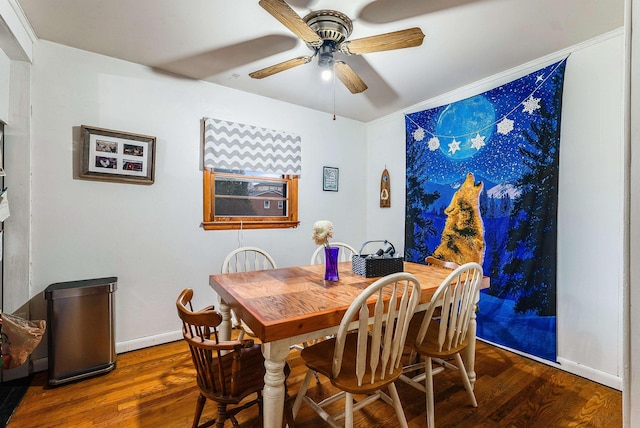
321,68,333,81
317,41,336,68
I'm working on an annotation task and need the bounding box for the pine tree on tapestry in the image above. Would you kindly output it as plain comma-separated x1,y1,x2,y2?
405,136,440,262
501,99,560,316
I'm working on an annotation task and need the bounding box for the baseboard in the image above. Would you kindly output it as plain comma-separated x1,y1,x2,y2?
556,357,622,391
115,330,183,354
31,357,47,373
478,338,622,391
1,364,29,381
27,331,183,374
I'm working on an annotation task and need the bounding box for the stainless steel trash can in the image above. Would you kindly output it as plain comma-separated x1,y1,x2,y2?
44,277,117,386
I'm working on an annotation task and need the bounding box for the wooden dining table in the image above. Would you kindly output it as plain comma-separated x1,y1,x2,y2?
209,260,490,428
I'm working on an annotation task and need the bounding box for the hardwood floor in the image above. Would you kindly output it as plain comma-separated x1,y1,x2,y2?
7,339,621,427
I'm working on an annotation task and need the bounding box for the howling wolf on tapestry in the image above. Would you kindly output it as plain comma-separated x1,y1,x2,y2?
432,172,485,265
404,58,567,361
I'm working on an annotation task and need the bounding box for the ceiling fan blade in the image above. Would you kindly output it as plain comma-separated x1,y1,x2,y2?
340,27,425,55
334,61,368,94
259,0,323,46
249,56,312,79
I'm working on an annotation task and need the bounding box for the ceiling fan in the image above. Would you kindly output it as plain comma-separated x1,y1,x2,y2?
249,0,425,94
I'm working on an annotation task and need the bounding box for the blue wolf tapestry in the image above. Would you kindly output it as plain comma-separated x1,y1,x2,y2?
404,58,567,361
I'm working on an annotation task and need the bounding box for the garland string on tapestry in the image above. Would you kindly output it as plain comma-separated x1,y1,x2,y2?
405,59,568,152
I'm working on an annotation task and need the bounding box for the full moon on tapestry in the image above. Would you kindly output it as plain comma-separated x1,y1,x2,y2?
404,59,567,361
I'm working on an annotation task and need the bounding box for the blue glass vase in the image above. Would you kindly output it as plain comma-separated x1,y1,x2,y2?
324,247,339,281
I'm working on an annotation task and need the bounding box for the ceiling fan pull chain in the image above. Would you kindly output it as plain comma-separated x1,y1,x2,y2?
333,67,336,121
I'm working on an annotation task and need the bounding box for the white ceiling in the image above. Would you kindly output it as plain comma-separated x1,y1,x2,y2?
14,0,623,122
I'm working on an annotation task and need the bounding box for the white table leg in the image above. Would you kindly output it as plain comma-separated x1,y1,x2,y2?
464,297,479,389
261,340,291,428
217,297,232,341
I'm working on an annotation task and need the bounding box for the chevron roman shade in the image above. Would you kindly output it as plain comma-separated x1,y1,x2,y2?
203,118,301,176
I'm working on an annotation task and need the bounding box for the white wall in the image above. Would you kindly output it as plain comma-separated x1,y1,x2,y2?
3,59,30,317
27,41,368,356
0,49,10,122
627,0,638,425
556,35,624,388
366,31,625,389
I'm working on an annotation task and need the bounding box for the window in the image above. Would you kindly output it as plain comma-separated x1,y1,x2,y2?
202,117,301,230
203,169,299,230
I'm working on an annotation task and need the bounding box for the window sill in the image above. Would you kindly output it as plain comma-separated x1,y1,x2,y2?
201,220,300,231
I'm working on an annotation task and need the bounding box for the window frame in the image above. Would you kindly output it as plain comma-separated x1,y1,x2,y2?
202,169,299,230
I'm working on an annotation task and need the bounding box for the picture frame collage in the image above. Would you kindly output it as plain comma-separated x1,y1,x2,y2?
80,125,156,185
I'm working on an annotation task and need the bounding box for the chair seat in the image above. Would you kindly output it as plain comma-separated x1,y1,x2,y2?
301,332,404,394
204,343,265,404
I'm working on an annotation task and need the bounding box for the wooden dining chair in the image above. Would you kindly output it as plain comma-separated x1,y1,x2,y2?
222,246,277,273
292,272,422,428
309,242,358,265
400,262,484,428
176,288,295,428
221,246,277,341
425,255,460,270
406,256,463,366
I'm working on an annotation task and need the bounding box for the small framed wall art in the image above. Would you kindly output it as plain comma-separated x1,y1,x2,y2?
80,125,156,185
380,168,390,208
323,166,339,191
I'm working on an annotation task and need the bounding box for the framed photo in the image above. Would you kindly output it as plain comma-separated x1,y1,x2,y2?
80,126,156,185
323,166,339,192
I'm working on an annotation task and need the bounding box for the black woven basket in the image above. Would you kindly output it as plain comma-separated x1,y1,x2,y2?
351,240,404,278
351,255,404,278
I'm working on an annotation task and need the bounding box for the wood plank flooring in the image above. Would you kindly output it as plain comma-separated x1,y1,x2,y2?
7,339,621,427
